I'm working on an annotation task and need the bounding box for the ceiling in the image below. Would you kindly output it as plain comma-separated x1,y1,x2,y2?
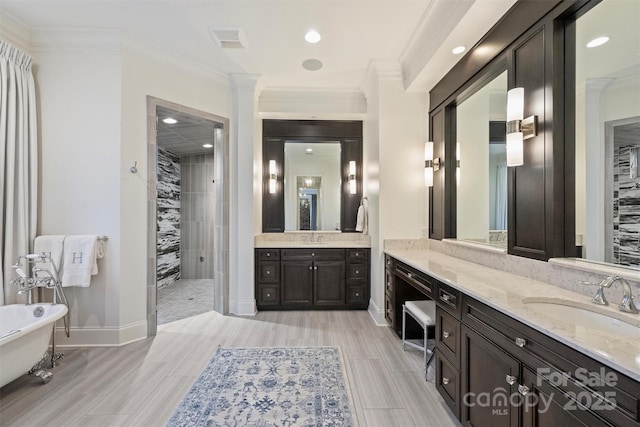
0,0,517,92
156,106,220,157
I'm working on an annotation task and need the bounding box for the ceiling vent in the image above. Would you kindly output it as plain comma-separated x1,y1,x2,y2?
208,26,248,49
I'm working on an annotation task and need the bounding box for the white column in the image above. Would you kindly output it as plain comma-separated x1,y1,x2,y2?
229,73,260,315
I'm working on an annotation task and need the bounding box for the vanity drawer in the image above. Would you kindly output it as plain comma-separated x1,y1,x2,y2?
436,281,461,318
256,261,279,283
348,248,368,260
385,254,395,270
385,268,394,296
436,306,460,368
436,352,460,419
281,248,345,260
348,262,367,282
385,294,394,326
395,262,433,298
257,285,280,306
256,249,280,260
348,286,367,304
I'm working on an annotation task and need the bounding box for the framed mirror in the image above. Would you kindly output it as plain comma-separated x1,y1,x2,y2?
284,142,341,231
455,69,508,248
574,0,640,269
262,120,363,233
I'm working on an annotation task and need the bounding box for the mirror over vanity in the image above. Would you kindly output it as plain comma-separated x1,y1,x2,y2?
262,120,363,233
429,0,640,272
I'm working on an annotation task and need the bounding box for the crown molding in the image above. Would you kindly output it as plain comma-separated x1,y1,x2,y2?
0,11,33,53
30,28,229,85
400,0,474,90
31,28,122,54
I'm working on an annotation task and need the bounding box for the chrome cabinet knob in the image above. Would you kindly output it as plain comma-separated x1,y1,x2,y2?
355,292,360,297
266,253,271,257
442,377,450,385
442,331,450,339
506,375,517,385
518,384,529,395
515,337,527,348
266,293,271,297
407,273,412,278
441,294,450,301
355,270,359,274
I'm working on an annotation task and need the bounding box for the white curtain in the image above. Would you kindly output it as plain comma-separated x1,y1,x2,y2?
0,40,38,305
494,164,507,230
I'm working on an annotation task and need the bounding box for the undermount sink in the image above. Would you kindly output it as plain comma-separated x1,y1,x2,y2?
521,298,640,338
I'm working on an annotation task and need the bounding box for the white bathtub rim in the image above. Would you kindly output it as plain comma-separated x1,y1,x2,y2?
0,303,68,346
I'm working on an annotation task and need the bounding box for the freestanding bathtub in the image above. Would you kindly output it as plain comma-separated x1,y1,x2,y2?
0,303,68,388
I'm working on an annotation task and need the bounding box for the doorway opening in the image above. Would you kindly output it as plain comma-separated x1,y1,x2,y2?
146,97,229,335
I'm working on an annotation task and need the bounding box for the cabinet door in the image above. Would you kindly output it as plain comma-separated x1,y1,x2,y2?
313,260,345,306
461,325,520,427
520,367,609,427
281,260,313,306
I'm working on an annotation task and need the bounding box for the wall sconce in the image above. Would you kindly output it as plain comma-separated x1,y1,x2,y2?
424,141,434,187
455,142,460,187
506,87,537,167
268,160,277,194
348,161,357,194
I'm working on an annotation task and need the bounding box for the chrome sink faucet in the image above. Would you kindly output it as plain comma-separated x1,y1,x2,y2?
583,275,639,314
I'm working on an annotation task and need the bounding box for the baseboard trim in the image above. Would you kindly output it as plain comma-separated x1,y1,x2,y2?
229,299,257,316
368,299,388,326
54,320,148,347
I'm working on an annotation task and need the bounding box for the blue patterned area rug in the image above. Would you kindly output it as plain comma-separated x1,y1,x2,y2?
167,347,356,427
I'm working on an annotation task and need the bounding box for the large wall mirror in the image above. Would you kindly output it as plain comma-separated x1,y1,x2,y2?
574,0,640,269
284,141,341,231
456,70,508,248
262,120,363,233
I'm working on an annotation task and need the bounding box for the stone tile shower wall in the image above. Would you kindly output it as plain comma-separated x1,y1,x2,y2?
157,148,181,288
613,145,640,267
181,153,215,279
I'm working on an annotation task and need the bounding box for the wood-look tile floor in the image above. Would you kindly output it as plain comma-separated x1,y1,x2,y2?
0,310,460,427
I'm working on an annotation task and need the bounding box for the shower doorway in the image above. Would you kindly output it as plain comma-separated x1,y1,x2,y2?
146,97,229,334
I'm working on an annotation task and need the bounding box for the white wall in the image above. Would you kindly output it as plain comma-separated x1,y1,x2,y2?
34,36,124,343
363,61,428,323
31,30,232,345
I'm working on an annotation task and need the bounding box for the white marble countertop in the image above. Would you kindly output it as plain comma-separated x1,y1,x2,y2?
255,241,371,248
255,232,371,249
384,248,640,382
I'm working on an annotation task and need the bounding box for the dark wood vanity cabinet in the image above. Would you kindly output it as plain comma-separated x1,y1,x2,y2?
256,248,369,310
384,255,640,427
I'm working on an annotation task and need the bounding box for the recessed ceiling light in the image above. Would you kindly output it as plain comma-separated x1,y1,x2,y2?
586,36,609,48
302,59,323,71
305,30,321,44
306,148,313,153
162,117,177,124
452,46,466,54
203,143,213,148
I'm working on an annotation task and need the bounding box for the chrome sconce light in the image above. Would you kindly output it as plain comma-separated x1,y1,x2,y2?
506,87,537,167
268,159,277,194
424,141,434,187
348,161,357,194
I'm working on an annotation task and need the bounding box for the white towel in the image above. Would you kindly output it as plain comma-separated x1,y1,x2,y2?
355,199,368,234
355,205,365,232
34,235,65,282
61,235,99,287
